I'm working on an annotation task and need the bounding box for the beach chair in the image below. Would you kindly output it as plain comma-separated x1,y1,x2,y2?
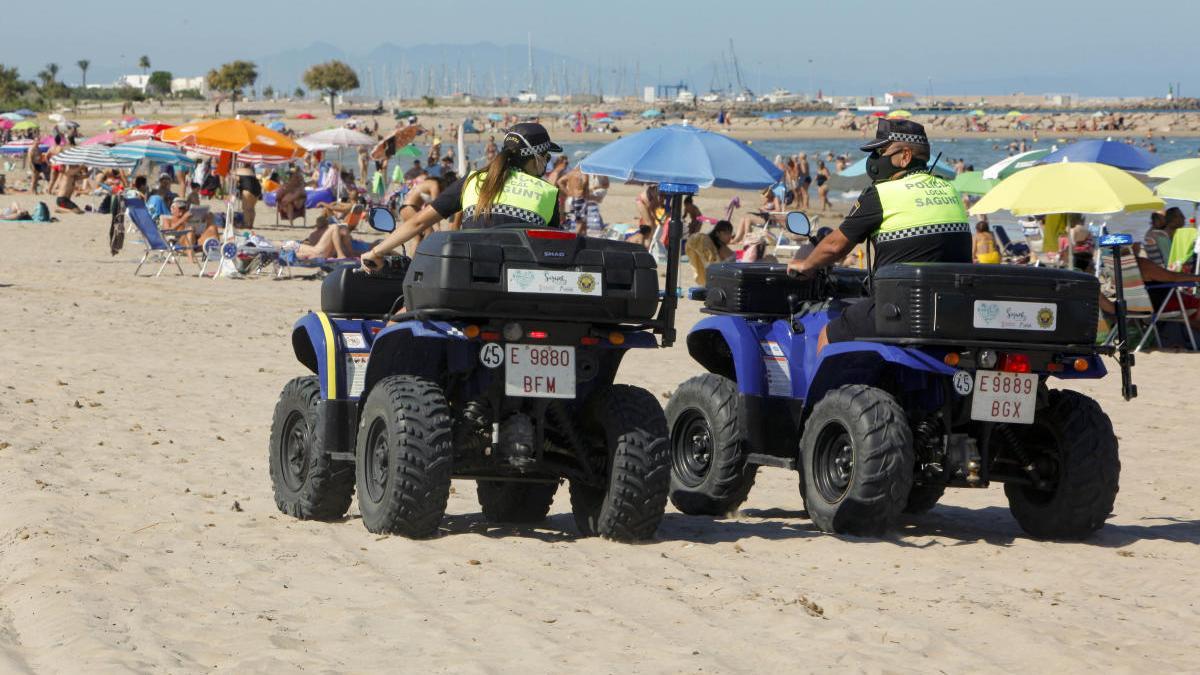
1143,229,1171,267
1104,248,1197,352
125,197,197,277
1167,227,1197,271
992,225,1031,261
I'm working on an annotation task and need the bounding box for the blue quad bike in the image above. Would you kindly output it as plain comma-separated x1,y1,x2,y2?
667,217,1138,540
269,189,698,541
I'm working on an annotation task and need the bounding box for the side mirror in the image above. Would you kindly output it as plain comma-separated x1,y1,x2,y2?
785,211,811,237
369,206,396,233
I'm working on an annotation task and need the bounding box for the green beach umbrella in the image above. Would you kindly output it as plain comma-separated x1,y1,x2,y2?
12,120,38,131
1148,158,1200,180
968,109,986,116
980,148,1052,180
396,143,423,158
952,170,999,196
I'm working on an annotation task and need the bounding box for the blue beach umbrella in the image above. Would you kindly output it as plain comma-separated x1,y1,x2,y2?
579,124,782,189
1037,139,1158,173
14,109,35,116
641,109,662,118
487,112,504,121
111,139,196,166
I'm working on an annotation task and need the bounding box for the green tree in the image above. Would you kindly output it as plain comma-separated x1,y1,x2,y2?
0,64,28,104
262,85,275,99
293,87,305,98
77,59,90,88
147,71,173,97
138,55,151,75
206,60,258,114
302,60,360,114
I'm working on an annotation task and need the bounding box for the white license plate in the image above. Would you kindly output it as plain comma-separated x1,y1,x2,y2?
505,345,575,398
506,268,601,296
970,371,1037,424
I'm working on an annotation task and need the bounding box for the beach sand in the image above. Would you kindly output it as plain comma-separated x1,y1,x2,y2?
1,185,1199,672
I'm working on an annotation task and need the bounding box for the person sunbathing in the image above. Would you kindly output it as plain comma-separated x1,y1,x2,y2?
160,199,218,263
275,171,308,224
297,214,357,260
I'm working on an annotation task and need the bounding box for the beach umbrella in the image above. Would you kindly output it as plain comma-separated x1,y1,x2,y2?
48,113,66,123
1037,139,1158,173
334,112,350,120
395,143,423,159
12,121,38,131
0,119,11,130
0,139,37,155
128,123,173,139
1153,166,1200,203
80,131,123,146
111,139,196,166
0,112,23,121
49,145,137,169
487,112,504,122
161,118,305,159
951,170,999,196
591,112,610,119
295,113,316,120
641,109,662,118
1147,158,1200,180
579,124,781,189
267,120,286,132
1005,110,1024,117
14,109,34,116
980,148,1052,180
610,111,627,118
887,110,913,118
870,111,887,118
968,109,986,116
297,127,374,150
969,162,1163,216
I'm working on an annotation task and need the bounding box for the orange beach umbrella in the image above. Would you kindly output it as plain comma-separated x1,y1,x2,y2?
161,119,305,159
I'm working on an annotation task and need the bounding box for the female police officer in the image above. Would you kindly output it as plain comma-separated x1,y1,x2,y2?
360,122,563,270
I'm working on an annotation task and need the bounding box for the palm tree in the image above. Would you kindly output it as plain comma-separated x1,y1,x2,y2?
46,63,59,82
77,59,90,88
138,56,150,75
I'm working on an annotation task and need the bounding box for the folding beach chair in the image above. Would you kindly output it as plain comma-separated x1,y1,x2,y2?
125,196,196,277
992,225,1030,261
1143,229,1171,267
1103,248,1197,352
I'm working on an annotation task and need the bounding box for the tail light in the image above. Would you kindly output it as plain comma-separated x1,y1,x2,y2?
580,336,600,346
527,330,549,339
480,331,501,341
998,353,1031,373
526,229,576,240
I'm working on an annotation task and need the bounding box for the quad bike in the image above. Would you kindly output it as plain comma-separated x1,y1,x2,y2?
668,215,1136,540
269,188,697,541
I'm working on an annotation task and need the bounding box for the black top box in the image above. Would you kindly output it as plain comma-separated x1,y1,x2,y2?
404,230,660,324
704,263,868,316
321,260,409,318
873,263,1099,344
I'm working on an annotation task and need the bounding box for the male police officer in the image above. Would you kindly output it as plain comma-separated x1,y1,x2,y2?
788,118,971,352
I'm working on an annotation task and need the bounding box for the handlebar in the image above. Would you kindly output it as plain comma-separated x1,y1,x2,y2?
358,255,411,279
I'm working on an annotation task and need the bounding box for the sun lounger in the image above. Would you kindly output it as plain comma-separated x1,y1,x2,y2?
125,196,197,277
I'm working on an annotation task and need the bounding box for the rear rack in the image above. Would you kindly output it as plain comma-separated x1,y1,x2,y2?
865,337,1113,356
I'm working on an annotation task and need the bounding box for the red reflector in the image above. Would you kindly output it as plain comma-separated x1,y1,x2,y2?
527,330,549,339
526,229,576,240
480,331,501,341
580,336,600,345
998,353,1031,373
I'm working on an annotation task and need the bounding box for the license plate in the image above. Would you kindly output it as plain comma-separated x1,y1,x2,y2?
506,268,601,296
973,300,1057,332
970,371,1037,424
505,345,575,398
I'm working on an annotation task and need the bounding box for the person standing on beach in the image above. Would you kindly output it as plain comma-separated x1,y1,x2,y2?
788,118,970,352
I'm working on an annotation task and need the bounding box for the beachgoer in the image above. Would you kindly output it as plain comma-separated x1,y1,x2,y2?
54,165,84,214
973,221,1001,263
27,141,46,194
635,184,663,231
361,122,562,269
160,199,218,263
787,118,971,353
735,187,782,245
685,220,736,285
816,161,832,211
236,166,262,228
275,171,308,224
297,214,356,260
557,166,590,235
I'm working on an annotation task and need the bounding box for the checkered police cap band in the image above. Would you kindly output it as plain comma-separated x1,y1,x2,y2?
885,131,929,145
504,131,554,157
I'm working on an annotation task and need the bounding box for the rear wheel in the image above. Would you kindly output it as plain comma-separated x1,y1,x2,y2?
1003,390,1119,540
666,374,757,516
268,376,354,520
476,481,558,523
903,484,946,515
355,376,453,538
570,385,670,541
800,385,913,536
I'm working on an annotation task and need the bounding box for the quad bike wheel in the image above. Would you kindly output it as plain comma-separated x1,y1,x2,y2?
477,481,559,523
1003,389,1119,540
268,376,354,520
569,385,670,541
665,374,757,516
356,375,453,538
800,385,914,536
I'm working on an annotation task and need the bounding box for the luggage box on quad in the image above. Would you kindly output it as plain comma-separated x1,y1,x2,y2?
703,262,868,315
320,259,410,318
405,230,659,324
873,263,1099,345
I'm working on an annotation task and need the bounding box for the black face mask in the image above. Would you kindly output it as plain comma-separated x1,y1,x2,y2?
866,150,904,182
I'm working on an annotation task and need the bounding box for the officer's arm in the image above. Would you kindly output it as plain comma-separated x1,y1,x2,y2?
787,230,857,275
365,206,443,258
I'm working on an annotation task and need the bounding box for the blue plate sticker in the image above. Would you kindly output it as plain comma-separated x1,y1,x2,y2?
1099,233,1133,247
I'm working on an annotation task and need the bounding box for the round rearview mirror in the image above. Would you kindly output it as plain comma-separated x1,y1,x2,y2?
369,206,396,233
785,211,811,237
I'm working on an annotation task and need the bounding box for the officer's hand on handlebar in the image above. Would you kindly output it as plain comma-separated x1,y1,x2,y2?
359,248,383,273
786,259,817,280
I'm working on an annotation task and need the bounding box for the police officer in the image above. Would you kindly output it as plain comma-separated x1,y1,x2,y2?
787,118,971,351
361,122,563,270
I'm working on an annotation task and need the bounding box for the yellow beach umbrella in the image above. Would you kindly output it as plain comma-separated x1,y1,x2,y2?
887,110,912,118
1005,110,1024,117
1147,158,1200,180
1155,166,1200,202
969,162,1163,216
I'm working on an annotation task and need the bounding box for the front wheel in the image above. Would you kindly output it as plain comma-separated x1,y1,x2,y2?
355,376,453,538
268,376,354,520
1004,390,1120,540
666,374,756,516
570,385,670,541
800,385,914,536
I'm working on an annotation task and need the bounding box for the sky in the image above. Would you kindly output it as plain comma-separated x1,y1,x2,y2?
3,0,1198,97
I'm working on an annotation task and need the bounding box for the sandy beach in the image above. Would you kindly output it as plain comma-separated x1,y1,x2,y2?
1,183,1198,672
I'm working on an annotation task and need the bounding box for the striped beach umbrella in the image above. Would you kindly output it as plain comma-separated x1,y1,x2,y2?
0,139,37,155
111,139,196,166
50,145,137,169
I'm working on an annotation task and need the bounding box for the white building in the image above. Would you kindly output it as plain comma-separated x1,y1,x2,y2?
115,74,149,92
171,76,208,95
883,91,915,105
643,86,657,103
